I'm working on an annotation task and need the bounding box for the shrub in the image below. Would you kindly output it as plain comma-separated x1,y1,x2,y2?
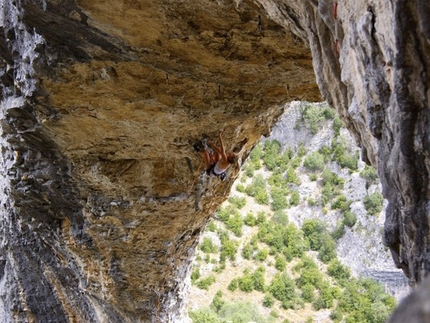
252,267,266,292
332,222,346,240
333,116,343,136
211,290,225,313
296,267,324,290
216,205,238,223
327,259,351,284
236,183,246,193
189,308,219,323
360,165,378,187
298,143,307,157
244,212,257,226
228,196,247,209
263,294,275,308
290,190,301,206
242,243,254,260
304,152,325,172
269,273,296,303
322,169,344,187
299,102,327,134
227,278,238,291
286,167,300,184
206,220,217,232
238,273,254,292
273,210,289,226
200,237,218,253
256,211,267,224
318,234,337,263
301,284,316,303
275,254,287,271
254,248,269,262
271,187,288,211
220,233,237,261
245,174,266,197
364,192,384,215
343,210,357,227
268,173,286,187
218,301,268,323
331,195,351,212
255,189,270,205
226,212,243,237
196,275,216,290
191,267,200,284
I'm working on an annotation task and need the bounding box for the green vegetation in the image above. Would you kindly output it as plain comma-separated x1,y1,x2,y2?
189,103,394,323
364,192,384,215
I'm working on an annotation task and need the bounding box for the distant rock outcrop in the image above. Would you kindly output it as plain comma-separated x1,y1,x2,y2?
0,0,429,322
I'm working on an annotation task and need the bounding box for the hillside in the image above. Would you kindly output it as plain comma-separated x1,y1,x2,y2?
185,102,407,323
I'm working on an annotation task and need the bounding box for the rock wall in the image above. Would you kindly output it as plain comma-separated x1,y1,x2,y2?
1,0,430,321
255,0,430,286
0,0,319,322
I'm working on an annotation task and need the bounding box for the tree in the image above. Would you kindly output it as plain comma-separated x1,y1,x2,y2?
269,273,296,303
304,152,325,172
364,192,384,215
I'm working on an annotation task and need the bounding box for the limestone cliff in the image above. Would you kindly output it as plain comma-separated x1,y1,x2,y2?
255,0,430,287
0,0,429,322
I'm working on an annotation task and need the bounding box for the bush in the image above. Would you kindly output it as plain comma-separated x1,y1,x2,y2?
196,275,216,290
206,220,217,232
304,152,325,172
245,174,266,197
211,290,225,313
290,190,301,206
238,273,254,292
269,273,296,303
218,301,269,323
226,212,243,237
242,243,254,260
228,196,247,209
297,266,324,289
360,165,378,187
299,102,327,134
255,189,270,205
189,308,219,323
331,195,351,212
364,192,384,215
275,254,287,271
263,294,275,308
333,116,343,136
252,267,266,292
273,210,289,226
327,259,351,284
220,233,237,261
286,167,300,184
200,237,218,254
301,284,316,303
254,248,269,262
343,210,357,227
191,267,201,284
227,278,238,291
271,187,288,211
236,183,246,193
244,212,257,226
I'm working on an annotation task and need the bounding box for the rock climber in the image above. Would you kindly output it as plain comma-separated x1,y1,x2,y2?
195,131,238,181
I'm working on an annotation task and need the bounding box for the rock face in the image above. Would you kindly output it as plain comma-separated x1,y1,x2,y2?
0,0,319,322
0,0,429,322
256,0,430,286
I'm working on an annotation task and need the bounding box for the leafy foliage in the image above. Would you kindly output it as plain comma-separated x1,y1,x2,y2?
364,192,384,215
